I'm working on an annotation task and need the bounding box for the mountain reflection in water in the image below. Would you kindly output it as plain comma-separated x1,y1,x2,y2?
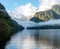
5,29,60,49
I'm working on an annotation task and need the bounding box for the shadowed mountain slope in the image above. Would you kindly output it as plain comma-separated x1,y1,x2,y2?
0,3,24,49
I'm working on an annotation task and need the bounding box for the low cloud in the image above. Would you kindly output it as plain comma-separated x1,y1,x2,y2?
39,19,60,26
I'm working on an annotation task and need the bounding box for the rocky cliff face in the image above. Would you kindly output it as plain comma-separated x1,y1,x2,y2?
30,4,60,23
52,5,60,15
0,3,24,49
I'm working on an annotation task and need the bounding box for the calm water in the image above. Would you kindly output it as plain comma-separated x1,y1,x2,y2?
5,29,60,49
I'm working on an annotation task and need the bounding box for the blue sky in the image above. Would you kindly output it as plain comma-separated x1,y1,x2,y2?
0,0,41,10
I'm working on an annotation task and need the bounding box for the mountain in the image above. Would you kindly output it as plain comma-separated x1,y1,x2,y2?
52,5,60,15
0,3,24,49
29,4,60,30
30,4,60,23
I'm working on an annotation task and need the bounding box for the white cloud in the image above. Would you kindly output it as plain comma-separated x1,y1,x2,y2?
39,19,60,26
38,0,60,11
7,10,27,21
7,3,37,20
15,3,37,18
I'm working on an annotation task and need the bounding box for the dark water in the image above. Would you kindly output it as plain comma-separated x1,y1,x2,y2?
5,29,60,49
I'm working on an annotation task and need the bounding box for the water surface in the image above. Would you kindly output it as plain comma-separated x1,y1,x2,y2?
5,29,60,49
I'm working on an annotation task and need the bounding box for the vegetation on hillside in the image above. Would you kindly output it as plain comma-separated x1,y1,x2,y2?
0,3,24,49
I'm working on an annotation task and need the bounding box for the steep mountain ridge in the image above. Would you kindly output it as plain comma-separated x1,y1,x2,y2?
0,3,24,49
52,5,60,15
30,4,60,23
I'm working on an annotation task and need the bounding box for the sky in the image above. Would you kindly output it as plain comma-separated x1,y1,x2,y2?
0,0,40,10
0,0,41,19
0,0,60,20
